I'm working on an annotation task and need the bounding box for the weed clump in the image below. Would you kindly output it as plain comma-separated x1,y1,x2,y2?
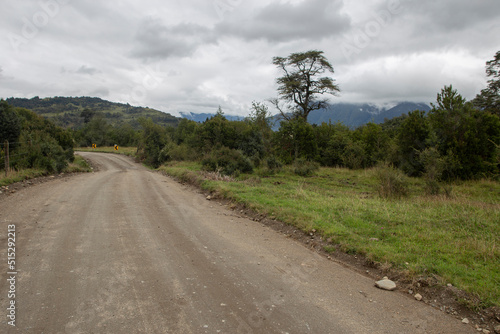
377,165,409,198
258,155,283,176
293,158,319,177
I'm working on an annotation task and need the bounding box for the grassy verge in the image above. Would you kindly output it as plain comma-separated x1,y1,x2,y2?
65,155,93,173
159,161,500,308
0,155,93,187
0,169,47,187
75,146,138,157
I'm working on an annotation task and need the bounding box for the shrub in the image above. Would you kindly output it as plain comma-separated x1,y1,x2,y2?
428,86,500,180
258,155,283,177
420,147,445,195
159,143,200,162
293,158,319,177
419,147,453,196
341,141,367,169
377,165,410,199
202,147,253,176
266,155,282,171
65,147,75,163
35,140,68,173
138,118,168,168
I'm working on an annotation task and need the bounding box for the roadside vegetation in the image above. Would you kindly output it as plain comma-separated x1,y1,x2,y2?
155,51,500,309
160,161,499,308
1,50,499,309
0,100,79,185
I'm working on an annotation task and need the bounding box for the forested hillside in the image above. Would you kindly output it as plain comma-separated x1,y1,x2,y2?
6,96,180,129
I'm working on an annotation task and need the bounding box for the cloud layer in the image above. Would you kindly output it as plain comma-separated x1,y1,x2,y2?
1,0,499,116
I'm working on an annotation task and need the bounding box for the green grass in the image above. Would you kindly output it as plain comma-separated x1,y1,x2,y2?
0,155,93,187
75,146,137,157
0,169,47,187
160,162,500,308
65,155,92,173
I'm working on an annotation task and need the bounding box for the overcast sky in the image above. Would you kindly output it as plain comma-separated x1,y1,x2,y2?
1,0,499,116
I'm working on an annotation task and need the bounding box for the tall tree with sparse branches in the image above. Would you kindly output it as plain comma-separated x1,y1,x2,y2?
473,50,500,117
271,50,340,121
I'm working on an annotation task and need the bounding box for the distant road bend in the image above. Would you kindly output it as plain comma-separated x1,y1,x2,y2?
0,152,473,333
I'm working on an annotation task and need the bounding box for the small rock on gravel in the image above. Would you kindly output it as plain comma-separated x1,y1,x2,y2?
462,318,469,324
375,277,396,291
414,293,423,301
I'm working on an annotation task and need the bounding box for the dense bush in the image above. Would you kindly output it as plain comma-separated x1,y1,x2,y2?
313,122,351,167
273,118,318,164
202,147,253,176
376,165,410,199
1,105,75,173
419,147,446,195
160,143,200,162
355,122,390,167
342,140,367,169
76,115,113,147
266,155,283,171
428,86,500,179
37,138,69,173
293,158,320,177
397,110,430,176
137,118,169,168
0,100,21,150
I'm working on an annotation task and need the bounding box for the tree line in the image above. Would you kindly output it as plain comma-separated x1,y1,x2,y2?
134,50,499,183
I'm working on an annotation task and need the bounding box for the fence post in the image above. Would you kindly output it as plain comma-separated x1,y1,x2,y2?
4,140,9,177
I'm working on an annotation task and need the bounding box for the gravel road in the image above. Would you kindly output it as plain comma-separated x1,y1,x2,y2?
0,152,474,333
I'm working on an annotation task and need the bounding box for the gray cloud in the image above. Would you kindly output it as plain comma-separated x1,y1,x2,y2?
394,0,500,55
76,65,100,75
130,19,215,60
0,0,498,116
404,0,500,30
89,87,110,97
216,0,351,42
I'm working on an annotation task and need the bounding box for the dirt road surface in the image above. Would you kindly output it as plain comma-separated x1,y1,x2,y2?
0,152,474,333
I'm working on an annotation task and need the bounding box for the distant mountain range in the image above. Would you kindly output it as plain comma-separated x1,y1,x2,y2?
179,112,245,123
306,102,431,128
5,97,430,130
181,102,430,129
